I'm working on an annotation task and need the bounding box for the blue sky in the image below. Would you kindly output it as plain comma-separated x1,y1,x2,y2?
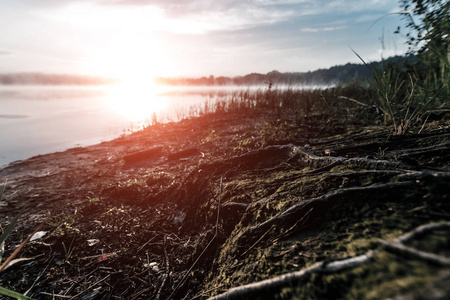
0,0,409,79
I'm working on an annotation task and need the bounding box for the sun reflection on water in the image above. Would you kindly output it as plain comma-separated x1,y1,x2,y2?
106,78,167,129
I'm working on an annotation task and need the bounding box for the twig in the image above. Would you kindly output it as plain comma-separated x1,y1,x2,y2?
270,207,314,244
63,267,99,295
156,236,170,300
24,256,53,296
136,234,160,254
146,251,151,286
68,274,110,300
168,176,223,299
241,225,275,257
0,214,52,272
40,292,72,299
338,96,375,107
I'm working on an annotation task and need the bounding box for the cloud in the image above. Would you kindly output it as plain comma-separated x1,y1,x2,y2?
301,25,347,32
42,0,297,35
0,50,12,55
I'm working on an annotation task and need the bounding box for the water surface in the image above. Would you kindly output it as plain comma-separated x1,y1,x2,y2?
0,84,321,166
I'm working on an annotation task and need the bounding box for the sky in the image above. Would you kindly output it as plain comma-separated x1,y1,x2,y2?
0,0,409,79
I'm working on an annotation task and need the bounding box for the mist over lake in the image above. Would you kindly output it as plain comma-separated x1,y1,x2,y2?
0,84,325,166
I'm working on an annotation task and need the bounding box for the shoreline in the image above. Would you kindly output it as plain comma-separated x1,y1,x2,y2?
1,108,449,298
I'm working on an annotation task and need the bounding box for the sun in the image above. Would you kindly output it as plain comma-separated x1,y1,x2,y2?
107,77,167,124
89,32,174,124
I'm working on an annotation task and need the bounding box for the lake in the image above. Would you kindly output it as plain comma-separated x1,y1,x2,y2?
0,84,323,167
0,84,258,166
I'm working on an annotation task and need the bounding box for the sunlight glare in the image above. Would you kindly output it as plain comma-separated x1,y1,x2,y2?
88,31,173,127
107,77,167,126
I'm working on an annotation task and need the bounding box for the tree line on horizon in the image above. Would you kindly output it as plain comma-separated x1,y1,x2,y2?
0,56,413,86
0,72,118,86
155,55,414,86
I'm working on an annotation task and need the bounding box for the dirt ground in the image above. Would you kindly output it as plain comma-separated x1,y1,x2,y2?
1,110,449,299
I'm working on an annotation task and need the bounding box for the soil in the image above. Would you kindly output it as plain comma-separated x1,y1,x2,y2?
0,110,449,299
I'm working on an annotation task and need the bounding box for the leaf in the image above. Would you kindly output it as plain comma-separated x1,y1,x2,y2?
29,231,47,242
98,254,109,262
0,257,38,272
0,286,35,300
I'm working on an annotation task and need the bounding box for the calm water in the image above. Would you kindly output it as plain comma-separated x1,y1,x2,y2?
0,85,256,166
0,84,322,167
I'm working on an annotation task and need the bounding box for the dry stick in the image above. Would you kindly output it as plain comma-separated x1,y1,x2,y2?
146,251,151,286
270,207,314,245
24,256,53,296
191,285,225,300
137,234,160,254
130,287,151,300
40,292,72,299
68,274,111,300
168,176,223,299
338,96,375,107
156,236,170,300
0,214,52,272
241,225,275,258
63,267,100,295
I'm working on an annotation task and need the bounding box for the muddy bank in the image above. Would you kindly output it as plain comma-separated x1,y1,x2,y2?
0,110,450,299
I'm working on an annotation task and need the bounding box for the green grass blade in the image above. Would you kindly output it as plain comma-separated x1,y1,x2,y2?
0,182,5,201
0,286,35,300
0,213,21,253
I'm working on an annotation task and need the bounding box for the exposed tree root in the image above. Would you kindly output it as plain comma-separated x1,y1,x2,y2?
208,251,376,300
391,142,450,159
290,145,413,171
380,222,450,267
396,222,450,244
209,222,450,300
235,181,415,248
188,144,413,184
380,240,450,267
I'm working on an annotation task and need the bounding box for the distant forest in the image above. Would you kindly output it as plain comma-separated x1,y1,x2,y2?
0,73,117,85
156,56,414,86
0,56,413,86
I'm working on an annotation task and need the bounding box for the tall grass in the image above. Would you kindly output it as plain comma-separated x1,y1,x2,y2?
176,84,361,123
353,49,448,134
